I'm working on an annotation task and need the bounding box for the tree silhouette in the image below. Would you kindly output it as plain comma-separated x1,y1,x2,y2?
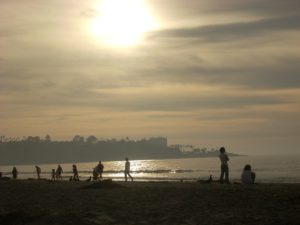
72,135,84,143
86,135,97,144
44,134,51,142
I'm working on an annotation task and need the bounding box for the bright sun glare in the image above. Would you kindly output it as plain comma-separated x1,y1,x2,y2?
91,0,156,46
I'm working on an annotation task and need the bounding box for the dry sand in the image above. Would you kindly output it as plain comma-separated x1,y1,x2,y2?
0,180,299,225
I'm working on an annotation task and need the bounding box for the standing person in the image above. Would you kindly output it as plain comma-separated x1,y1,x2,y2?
56,164,63,180
93,161,104,181
241,164,256,184
219,147,230,184
35,166,41,179
98,161,104,180
72,164,79,181
124,158,133,182
12,167,18,179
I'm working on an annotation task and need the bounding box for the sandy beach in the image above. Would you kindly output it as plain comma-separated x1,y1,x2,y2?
0,180,299,225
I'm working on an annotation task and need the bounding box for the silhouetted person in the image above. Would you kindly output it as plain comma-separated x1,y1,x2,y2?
51,169,56,180
219,147,230,184
197,174,213,184
12,167,18,179
98,161,104,180
125,158,133,182
56,164,63,180
72,164,79,181
93,166,99,181
241,164,256,184
0,172,10,181
207,174,213,183
92,161,103,181
35,166,41,179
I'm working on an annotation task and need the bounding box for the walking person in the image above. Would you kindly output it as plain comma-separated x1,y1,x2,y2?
56,164,63,180
12,166,18,179
219,147,230,184
35,166,41,179
124,158,133,182
72,164,79,181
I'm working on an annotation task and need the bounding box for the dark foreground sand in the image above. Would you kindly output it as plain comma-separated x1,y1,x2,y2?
0,180,299,225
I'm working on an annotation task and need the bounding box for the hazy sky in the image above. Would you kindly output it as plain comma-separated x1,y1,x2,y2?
1,0,299,154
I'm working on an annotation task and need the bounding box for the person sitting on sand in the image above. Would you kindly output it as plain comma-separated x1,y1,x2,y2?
125,158,133,182
93,166,99,181
56,164,63,180
241,164,256,184
197,174,213,184
219,147,230,184
12,167,18,179
0,174,10,181
35,166,41,179
51,169,56,180
72,164,79,181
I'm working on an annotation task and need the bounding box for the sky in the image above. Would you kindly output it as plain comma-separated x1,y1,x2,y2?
0,0,300,155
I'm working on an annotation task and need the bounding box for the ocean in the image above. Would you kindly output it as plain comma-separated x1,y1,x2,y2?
1,155,299,183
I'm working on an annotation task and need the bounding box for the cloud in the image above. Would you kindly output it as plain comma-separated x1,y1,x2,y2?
125,51,300,90
207,0,300,16
150,0,300,21
147,15,300,43
1,0,300,153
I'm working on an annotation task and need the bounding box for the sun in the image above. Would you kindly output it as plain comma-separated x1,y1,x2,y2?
91,0,156,46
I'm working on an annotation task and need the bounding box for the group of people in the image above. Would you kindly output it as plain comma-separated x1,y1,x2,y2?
90,158,133,181
219,147,256,184
68,158,134,182
3,158,134,182
51,164,63,180
1,149,256,184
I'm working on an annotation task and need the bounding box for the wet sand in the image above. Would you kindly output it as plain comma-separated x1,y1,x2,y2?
0,180,299,225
